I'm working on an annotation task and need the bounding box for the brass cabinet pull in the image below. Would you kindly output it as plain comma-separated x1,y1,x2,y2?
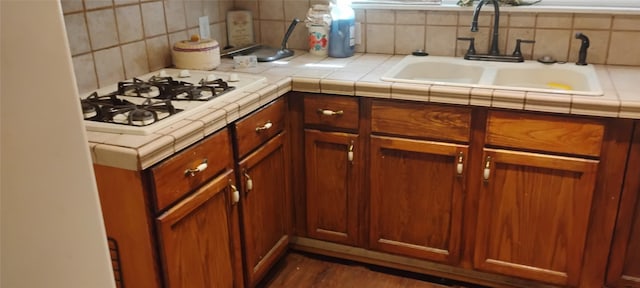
243,170,253,192
348,141,354,163
483,156,491,182
185,159,208,177
255,121,273,132
229,180,240,205
456,152,464,176
317,108,344,116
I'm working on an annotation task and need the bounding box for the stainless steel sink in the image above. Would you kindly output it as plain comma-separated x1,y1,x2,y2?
381,55,604,96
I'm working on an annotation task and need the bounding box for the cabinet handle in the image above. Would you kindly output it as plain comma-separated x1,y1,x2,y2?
483,156,491,182
317,108,344,116
243,170,253,192
348,141,354,163
255,121,273,132
456,152,464,176
229,180,240,205
184,159,208,177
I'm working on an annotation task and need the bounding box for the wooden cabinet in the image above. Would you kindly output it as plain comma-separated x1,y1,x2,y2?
473,111,605,286
474,149,598,286
607,122,640,288
233,98,290,287
156,169,238,288
305,129,360,245
368,100,470,264
150,129,239,288
303,95,362,246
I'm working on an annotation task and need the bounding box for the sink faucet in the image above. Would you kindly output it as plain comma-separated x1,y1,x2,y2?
459,0,534,62
471,0,500,56
575,32,590,65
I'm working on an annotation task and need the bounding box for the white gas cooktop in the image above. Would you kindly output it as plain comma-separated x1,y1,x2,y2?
81,69,267,135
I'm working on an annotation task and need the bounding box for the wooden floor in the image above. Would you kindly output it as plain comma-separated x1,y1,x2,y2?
259,252,476,288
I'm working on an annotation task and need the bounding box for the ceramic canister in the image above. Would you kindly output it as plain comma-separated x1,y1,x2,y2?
308,25,329,56
172,36,221,70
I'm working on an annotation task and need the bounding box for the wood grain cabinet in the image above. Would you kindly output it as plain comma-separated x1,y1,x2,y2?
156,170,239,288
607,122,640,288
303,95,361,246
368,100,470,264
233,98,291,287
150,128,239,288
474,111,606,287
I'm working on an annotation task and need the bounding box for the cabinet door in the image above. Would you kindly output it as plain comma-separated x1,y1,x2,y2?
156,169,238,288
606,125,640,288
474,149,598,287
369,135,467,264
305,129,360,245
238,132,290,287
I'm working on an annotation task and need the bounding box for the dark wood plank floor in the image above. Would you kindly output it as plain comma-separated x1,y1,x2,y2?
259,252,474,288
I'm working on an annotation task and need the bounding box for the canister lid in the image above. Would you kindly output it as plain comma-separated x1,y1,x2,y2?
173,35,219,52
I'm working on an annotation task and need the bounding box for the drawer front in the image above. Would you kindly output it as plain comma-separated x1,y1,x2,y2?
486,110,605,157
304,94,359,131
235,98,286,159
371,100,471,143
150,128,233,212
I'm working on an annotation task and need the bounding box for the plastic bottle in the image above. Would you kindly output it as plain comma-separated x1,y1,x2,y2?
328,0,355,58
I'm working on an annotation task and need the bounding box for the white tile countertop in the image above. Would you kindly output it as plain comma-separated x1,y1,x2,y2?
86,51,640,171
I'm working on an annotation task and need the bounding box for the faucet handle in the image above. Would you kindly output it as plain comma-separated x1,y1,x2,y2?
457,37,476,57
512,39,535,59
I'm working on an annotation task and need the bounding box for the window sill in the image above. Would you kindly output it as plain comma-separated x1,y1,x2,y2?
351,2,640,15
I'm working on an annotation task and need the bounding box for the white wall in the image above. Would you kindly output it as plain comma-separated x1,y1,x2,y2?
1,1,116,287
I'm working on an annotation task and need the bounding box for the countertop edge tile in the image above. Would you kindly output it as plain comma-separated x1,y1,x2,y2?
524,92,572,114
492,89,526,110
138,135,175,169
320,79,355,96
94,144,139,171
430,85,471,106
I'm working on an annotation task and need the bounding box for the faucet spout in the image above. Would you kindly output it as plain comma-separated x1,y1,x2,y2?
471,0,500,55
575,32,590,66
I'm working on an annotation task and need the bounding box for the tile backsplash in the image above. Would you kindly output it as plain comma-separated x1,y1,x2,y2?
62,0,640,94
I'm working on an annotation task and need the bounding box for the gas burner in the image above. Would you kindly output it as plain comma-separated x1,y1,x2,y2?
128,108,157,126
118,78,161,98
105,98,178,127
82,101,99,119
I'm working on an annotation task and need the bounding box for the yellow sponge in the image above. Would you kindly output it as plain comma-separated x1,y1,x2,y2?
547,82,573,90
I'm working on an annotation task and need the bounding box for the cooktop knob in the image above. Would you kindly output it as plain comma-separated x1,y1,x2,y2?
229,73,239,82
206,74,218,82
179,69,191,78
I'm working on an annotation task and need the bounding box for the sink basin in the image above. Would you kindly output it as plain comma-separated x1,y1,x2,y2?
381,55,604,96
381,57,485,85
492,67,597,94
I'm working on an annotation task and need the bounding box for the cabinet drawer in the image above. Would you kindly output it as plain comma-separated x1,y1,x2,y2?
149,128,233,212
486,110,605,157
371,100,471,143
234,98,286,159
304,94,359,131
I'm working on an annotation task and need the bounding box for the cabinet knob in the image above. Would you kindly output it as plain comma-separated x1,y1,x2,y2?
255,121,273,132
456,152,464,176
184,159,208,177
243,170,253,192
348,141,354,163
229,181,240,205
483,156,491,182
317,109,344,116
